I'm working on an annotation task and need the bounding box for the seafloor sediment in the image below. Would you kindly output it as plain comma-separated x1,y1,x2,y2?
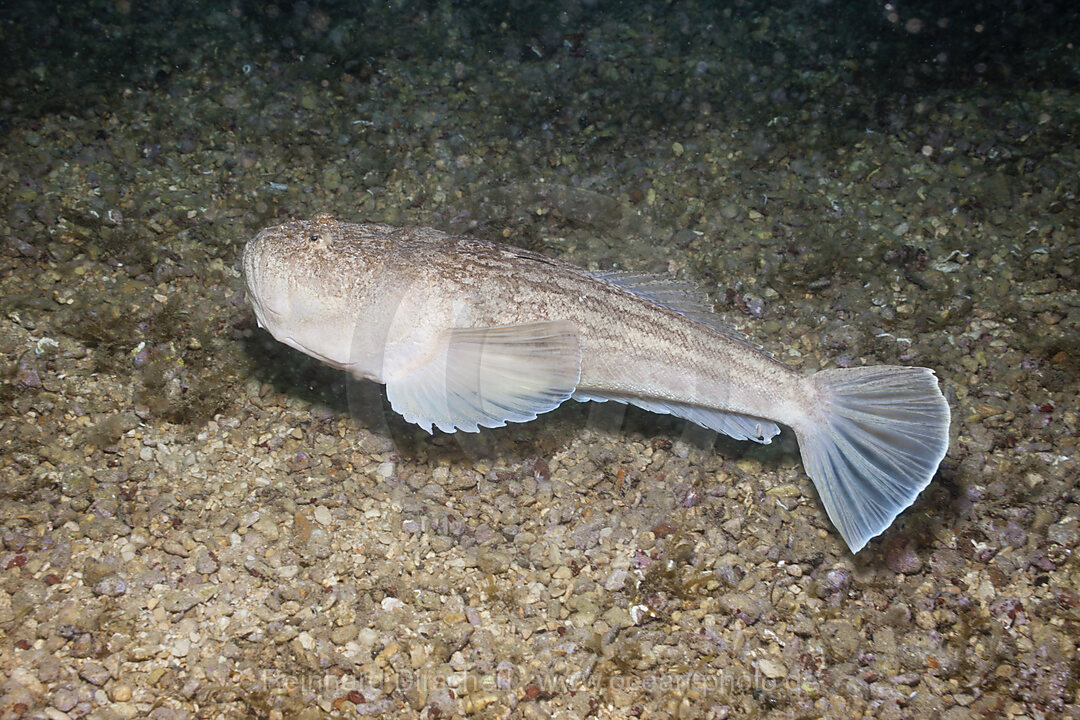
0,1,1077,718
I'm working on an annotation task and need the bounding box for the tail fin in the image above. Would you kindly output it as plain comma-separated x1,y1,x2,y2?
793,366,950,554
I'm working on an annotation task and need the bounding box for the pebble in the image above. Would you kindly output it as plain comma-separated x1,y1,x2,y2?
9,668,45,695
161,540,189,557
194,550,219,574
1047,518,1078,547
15,355,42,388
92,575,127,597
756,659,787,679
884,534,923,574
719,202,740,219
604,568,629,591
52,688,79,712
79,661,110,686
331,624,359,645
313,506,332,525
161,585,217,613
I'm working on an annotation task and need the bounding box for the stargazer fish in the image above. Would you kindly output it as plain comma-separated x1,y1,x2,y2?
242,213,950,553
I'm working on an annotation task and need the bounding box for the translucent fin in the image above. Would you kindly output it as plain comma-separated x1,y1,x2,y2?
591,271,715,320
571,391,780,443
386,321,581,433
592,270,775,358
793,366,950,553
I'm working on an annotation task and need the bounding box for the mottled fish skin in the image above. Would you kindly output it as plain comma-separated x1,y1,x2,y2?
243,213,951,554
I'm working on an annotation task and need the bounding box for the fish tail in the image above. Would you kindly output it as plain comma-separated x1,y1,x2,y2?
792,366,950,553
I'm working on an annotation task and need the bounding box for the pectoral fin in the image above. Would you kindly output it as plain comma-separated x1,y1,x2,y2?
386,321,581,433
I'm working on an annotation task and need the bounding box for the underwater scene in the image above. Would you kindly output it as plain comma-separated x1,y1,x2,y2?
0,1,1077,718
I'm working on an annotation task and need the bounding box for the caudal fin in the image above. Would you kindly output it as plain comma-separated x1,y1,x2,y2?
793,366,950,554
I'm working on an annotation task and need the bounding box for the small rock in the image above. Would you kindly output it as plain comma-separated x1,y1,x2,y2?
15,355,42,388
757,658,787,679
719,202,740,220
93,575,127,597
1047,518,1078,548
604,569,629,591
83,558,116,586
109,683,133,702
252,515,281,540
9,668,44,696
602,606,632,630
244,557,273,579
194,551,218,575
52,687,79,712
1,680,39,713
824,621,860,662
331,624,358,645
161,586,216,613
161,540,189,557
71,633,96,658
314,506,332,525
289,451,311,472
161,590,199,613
426,688,457,717
716,593,765,624
478,551,510,574
305,528,332,559
883,534,923,574
80,661,110,686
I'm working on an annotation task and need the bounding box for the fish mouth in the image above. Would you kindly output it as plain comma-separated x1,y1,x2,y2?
248,295,283,330
254,298,283,317
242,256,284,321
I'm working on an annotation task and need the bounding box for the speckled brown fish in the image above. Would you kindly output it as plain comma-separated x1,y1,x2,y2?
242,213,950,553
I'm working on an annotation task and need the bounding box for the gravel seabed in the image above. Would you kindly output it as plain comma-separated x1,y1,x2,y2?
1,1,1077,718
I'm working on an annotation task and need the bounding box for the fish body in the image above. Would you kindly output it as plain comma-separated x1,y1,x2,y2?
243,213,951,553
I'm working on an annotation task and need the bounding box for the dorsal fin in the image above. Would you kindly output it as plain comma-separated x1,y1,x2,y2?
591,271,714,319
591,270,775,358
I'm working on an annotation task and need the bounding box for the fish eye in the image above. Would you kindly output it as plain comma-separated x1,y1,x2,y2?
308,234,321,243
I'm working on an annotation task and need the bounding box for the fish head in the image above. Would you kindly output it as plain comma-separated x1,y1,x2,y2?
242,213,373,371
